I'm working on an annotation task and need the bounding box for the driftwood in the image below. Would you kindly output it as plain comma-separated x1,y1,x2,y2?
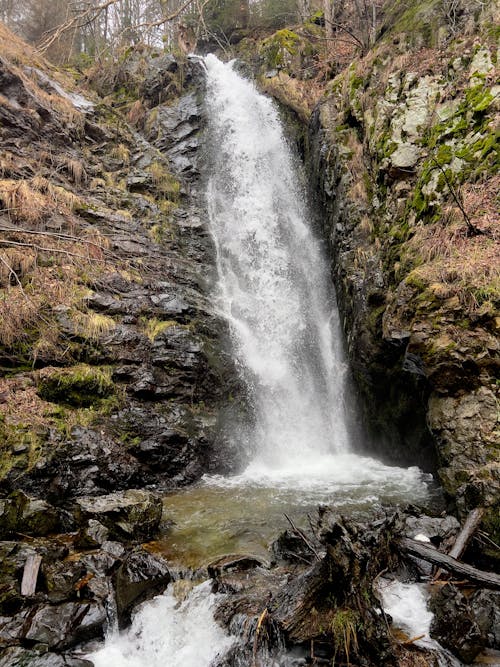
21,554,42,596
434,508,484,582
397,538,500,590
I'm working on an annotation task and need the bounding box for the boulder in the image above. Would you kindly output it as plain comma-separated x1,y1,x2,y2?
0,492,60,539
0,601,106,650
0,647,92,666
74,489,162,540
430,584,483,662
114,548,170,625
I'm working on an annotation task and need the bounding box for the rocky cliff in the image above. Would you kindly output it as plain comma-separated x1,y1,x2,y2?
0,25,239,664
0,28,237,500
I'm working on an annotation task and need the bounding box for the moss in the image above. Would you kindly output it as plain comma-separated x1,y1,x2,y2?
37,364,114,407
140,317,177,340
0,420,45,480
405,270,428,291
260,29,300,69
465,83,494,112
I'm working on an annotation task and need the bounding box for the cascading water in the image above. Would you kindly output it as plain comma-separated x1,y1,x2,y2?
205,54,349,474
202,54,428,496
88,55,438,667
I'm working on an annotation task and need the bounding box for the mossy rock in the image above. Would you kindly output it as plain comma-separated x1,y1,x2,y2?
37,364,114,407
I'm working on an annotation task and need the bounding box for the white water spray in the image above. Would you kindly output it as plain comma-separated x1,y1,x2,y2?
203,56,430,498
88,582,235,667
205,54,350,471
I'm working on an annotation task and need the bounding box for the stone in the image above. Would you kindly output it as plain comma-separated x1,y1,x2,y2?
430,584,484,663
74,490,163,540
75,520,110,549
0,647,93,666
0,492,60,539
24,602,106,649
390,143,420,169
114,548,170,625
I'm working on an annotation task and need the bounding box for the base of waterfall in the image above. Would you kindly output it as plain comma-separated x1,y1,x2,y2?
84,507,498,667
206,451,433,495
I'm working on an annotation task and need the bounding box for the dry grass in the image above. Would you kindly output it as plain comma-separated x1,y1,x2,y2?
148,162,180,200
261,72,322,122
72,311,116,342
111,143,131,165
128,99,146,128
406,214,500,314
0,177,82,224
0,23,45,68
66,159,87,186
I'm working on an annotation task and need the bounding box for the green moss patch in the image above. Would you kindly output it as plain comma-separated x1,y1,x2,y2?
37,364,114,407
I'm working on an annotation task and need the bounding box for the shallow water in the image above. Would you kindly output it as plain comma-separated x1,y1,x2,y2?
152,456,439,569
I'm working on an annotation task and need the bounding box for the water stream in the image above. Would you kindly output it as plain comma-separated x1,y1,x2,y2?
89,55,438,666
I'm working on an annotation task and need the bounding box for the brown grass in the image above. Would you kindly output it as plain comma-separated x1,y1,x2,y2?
128,99,146,128
406,215,500,314
261,72,322,122
0,177,81,223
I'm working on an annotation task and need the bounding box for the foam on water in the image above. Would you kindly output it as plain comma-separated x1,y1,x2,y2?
88,582,235,667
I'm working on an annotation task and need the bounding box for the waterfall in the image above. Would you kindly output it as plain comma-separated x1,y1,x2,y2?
88,582,236,667
87,56,435,667
205,54,350,474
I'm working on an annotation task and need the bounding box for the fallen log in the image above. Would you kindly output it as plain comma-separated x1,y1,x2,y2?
434,508,484,582
397,538,500,590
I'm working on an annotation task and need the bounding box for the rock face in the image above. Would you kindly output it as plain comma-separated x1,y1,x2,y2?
0,32,237,502
74,490,163,540
302,1,499,531
0,29,236,666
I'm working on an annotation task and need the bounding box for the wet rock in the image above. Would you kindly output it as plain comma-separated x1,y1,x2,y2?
139,54,179,105
74,489,162,541
403,514,460,546
114,548,170,625
42,560,87,604
207,554,267,578
0,601,105,650
0,492,60,539
471,590,500,649
75,520,110,549
20,427,140,501
0,647,92,667
430,584,484,662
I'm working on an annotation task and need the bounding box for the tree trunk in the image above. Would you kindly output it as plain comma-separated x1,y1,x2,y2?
397,538,500,590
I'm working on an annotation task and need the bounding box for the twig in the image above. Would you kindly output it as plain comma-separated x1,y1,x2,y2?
430,158,483,237
0,226,121,261
283,513,321,560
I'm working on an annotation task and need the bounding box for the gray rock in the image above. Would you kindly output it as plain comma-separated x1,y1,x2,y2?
74,489,162,540
390,142,420,169
0,647,92,666
76,520,110,549
25,601,106,649
430,584,483,662
114,548,170,625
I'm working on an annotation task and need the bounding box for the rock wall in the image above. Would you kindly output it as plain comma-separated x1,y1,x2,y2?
301,1,499,531
0,36,236,501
